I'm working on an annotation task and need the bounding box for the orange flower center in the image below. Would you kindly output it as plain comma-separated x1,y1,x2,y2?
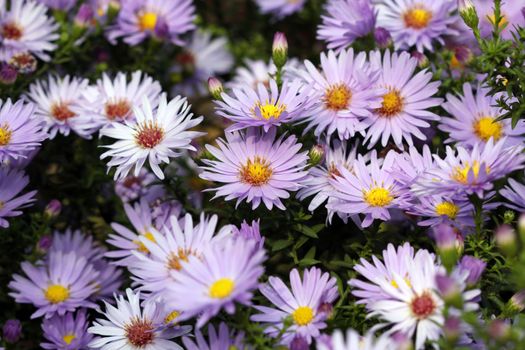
239,156,273,186
125,318,154,347
324,84,351,111
105,99,131,120
51,103,76,121
135,121,164,148
404,7,433,29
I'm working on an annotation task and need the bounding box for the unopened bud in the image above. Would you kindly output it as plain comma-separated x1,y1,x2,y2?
74,4,94,28
272,32,288,68
411,51,428,68
435,274,462,308
457,255,486,286
433,223,462,271
518,213,525,242
154,18,169,39
507,290,525,314
38,235,53,252
443,316,461,343
44,199,62,218
488,319,511,340
459,0,479,29
0,63,17,84
208,77,224,100
308,145,325,166
374,27,392,49
495,224,517,256
289,336,309,350
503,210,515,224
2,319,22,343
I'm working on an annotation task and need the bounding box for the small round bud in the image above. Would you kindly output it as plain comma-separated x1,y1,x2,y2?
411,51,429,68
44,199,62,218
443,316,461,343
508,290,525,314
374,27,392,49
0,63,17,84
488,319,511,340
38,235,53,252
435,274,462,308
433,223,462,270
495,224,517,256
289,336,309,350
272,32,288,68
208,77,224,101
457,255,486,286
2,319,22,343
308,145,325,166
74,4,94,28
503,210,515,224
518,213,525,242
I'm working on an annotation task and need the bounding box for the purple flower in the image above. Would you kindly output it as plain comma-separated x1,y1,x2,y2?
458,255,486,286
36,0,76,10
0,63,17,84
200,128,309,210
41,310,93,350
255,0,306,18
317,0,377,52
251,267,338,346
44,199,61,218
232,219,264,249
114,168,161,203
74,4,95,27
2,319,21,343
374,27,393,48
500,178,525,212
474,0,525,40
0,168,37,228
182,322,246,350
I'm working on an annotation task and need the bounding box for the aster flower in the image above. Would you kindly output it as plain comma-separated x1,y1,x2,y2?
107,0,195,46
255,0,306,18
474,0,525,40
100,94,204,180
407,194,475,230
182,322,246,350
0,98,46,163
88,288,191,350
296,48,383,140
251,267,338,346
216,79,309,132
500,178,525,212
26,75,97,139
0,168,36,228
317,329,399,350
81,70,162,128
317,0,377,52
364,50,442,149
200,128,309,210
232,219,264,250
375,0,459,52
115,168,162,203
9,251,98,319
0,0,59,61
390,145,435,189
439,83,525,147
41,310,93,350
166,236,266,328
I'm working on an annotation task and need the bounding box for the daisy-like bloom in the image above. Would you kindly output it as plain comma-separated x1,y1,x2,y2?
0,0,59,61
9,251,98,319
297,48,383,140
415,138,525,198
107,0,196,46
255,0,306,18
251,267,338,346
390,145,434,189
232,219,264,250
88,288,191,350
26,75,97,139
439,83,525,148
500,178,525,212
375,0,459,52
0,168,36,228
216,79,309,132
41,310,93,350
227,58,300,90
81,71,162,128
317,0,377,52
100,94,204,180
200,128,309,210
364,50,442,149
182,322,246,350
0,98,46,163
129,213,232,301
328,150,408,228
474,0,525,40
407,194,475,230
317,329,399,350
166,236,266,328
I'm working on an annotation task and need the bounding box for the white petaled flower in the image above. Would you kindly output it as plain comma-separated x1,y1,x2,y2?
317,329,399,350
100,93,204,180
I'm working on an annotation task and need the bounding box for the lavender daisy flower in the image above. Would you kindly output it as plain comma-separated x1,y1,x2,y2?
255,0,306,18
474,0,525,40
100,94,204,180
182,322,246,350
389,145,434,188
0,98,46,163
166,237,266,328
500,178,525,212
41,310,93,350
232,219,264,250
216,79,309,132
9,251,98,319
0,0,59,61
439,83,525,147
317,329,399,350
407,194,475,230
200,128,309,210
88,288,191,349
364,50,442,149
81,71,162,128
26,75,97,139
36,0,76,10
0,168,36,228
251,267,338,346
107,0,195,46
375,0,459,52
296,49,383,140
317,0,377,52
115,168,162,203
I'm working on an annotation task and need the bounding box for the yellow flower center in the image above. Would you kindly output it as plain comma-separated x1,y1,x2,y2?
256,102,286,120
324,84,352,111
404,7,433,29
239,156,273,186
63,334,76,345
435,201,459,219
473,117,503,142
378,90,403,117
0,125,12,146
133,231,156,254
364,187,393,207
45,284,70,304
292,306,314,326
138,12,157,31
452,161,489,184
488,13,508,28
164,311,180,324
209,278,235,299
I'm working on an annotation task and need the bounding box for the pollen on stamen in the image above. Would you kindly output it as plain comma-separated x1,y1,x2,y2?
404,7,433,29
364,187,394,207
378,90,403,117
125,318,155,347
138,12,158,31
239,156,273,186
473,116,503,142
2,22,23,40
167,248,191,271
255,102,287,120
324,84,352,111
292,306,314,326
435,201,459,219
410,291,436,319
0,124,12,146
135,121,164,149
51,103,76,122
105,99,131,120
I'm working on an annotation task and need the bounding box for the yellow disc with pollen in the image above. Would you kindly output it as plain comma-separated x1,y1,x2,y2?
0,125,12,146
364,187,394,207
45,284,70,304
435,202,459,219
404,7,433,29
138,12,157,31
473,117,503,142
324,84,352,111
292,306,314,326
209,278,235,299
63,334,76,345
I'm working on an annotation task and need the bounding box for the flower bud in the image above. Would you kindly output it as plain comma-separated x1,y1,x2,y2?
391,332,414,350
308,145,325,166
459,0,479,29
457,255,486,286
435,273,462,308
374,27,392,49
518,213,525,242
458,0,474,12
495,224,517,256
433,223,462,271
154,18,169,39
289,336,309,350
0,63,17,84
507,290,525,314
38,235,53,252
411,51,428,68
503,210,515,224
488,319,510,340
74,4,94,28
208,77,224,101
272,32,288,68
2,319,22,343
443,316,461,343
44,199,62,218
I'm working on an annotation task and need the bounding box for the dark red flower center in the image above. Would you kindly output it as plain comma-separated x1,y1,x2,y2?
125,318,154,347
410,291,436,319
2,22,22,40
135,122,164,149
51,103,76,121
105,99,131,120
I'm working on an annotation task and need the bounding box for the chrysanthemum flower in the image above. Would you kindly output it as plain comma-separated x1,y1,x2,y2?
255,0,306,18
407,194,475,230
88,288,191,350
216,79,309,132
317,329,399,350
328,151,407,228
500,178,525,212
390,145,434,188
100,94,204,180
182,322,246,350
297,49,383,140
0,168,37,228
474,0,525,40
166,237,266,328
41,310,93,350
439,83,525,147
251,267,338,346
81,71,162,128
317,0,377,52
26,75,97,139
232,219,264,250
200,128,309,210
0,0,58,61
9,251,98,319
375,0,459,52
0,98,46,163
364,50,442,148
107,0,195,46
